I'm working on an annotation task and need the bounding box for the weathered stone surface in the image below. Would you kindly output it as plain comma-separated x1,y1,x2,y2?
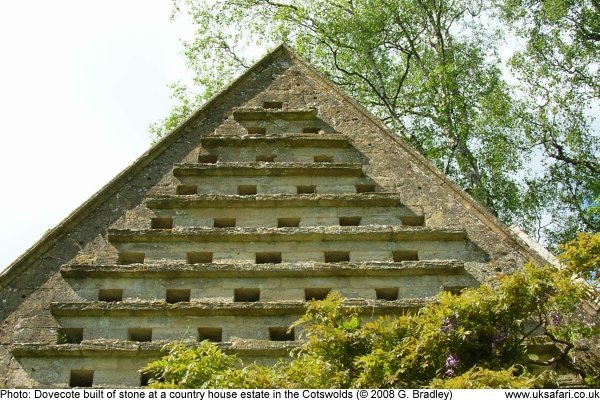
108,226,467,242
173,162,365,177
232,107,317,121
60,260,466,278
50,298,430,317
146,193,406,208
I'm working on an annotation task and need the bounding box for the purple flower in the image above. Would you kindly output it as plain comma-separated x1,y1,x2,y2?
445,354,459,376
552,311,562,326
492,328,508,351
441,311,459,334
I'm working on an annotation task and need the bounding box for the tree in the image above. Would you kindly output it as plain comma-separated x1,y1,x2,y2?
498,0,600,246
142,258,599,388
151,0,598,249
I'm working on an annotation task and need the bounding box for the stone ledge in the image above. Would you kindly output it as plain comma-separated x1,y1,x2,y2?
61,260,465,279
50,299,431,317
173,162,365,177
232,107,317,121
201,134,349,148
11,339,294,358
146,193,405,209
107,226,466,243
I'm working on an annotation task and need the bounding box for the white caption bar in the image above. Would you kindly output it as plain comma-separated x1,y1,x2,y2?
1,389,600,400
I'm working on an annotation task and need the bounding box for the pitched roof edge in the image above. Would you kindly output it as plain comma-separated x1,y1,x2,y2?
280,44,550,266
0,45,291,289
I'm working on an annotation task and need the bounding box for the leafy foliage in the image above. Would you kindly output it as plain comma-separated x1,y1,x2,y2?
142,260,599,388
559,231,600,288
151,0,598,248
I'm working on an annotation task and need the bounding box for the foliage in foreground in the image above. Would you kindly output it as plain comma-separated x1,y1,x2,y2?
142,234,600,388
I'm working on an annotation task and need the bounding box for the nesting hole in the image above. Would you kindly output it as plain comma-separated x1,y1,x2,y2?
177,185,197,195
375,288,399,301
69,370,94,388
314,155,333,163
57,328,83,344
263,101,283,109
98,289,123,302
198,327,222,342
303,127,320,134
324,251,350,263
393,250,419,262
238,185,257,195
256,154,276,162
297,185,316,194
400,215,425,226
214,218,236,228
305,288,331,301
140,371,153,387
151,217,173,230
234,288,260,302
443,285,467,295
198,154,218,163
256,252,282,264
339,216,361,226
128,328,152,342
166,289,191,304
269,327,294,341
278,217,300,228
187,252,213,264
355,184,376,193
118,252,144,265
247,127,267,135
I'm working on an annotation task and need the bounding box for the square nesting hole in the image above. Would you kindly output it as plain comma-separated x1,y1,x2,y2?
238,185,257,195
400,215,425,226
247,127,266,135
128,328,152,342
166,289,191,304
297,185,316,194
324,251,350,263
214,218,236,228
303,127,320,134
198,154,218,163
305,288,331,301
314,155,333,163
57,328,83,344
376,287,399,301
256,154,276,162
69,370,94,388
177,185,197,195
187,252,213,264
198,327,222,342
151,217,173,230
355,184,376,193
269,327,295,341
393,250,419,262
234,288,260,302
339,216,361,226
256,252,282,264
278,217,300,228
98,289,123,302
118,252,145,265
263,101,283,109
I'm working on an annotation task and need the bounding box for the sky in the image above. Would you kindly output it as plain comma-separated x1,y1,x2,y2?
0,1,195,271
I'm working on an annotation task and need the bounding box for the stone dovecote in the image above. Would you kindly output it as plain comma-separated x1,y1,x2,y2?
0,45,550,387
